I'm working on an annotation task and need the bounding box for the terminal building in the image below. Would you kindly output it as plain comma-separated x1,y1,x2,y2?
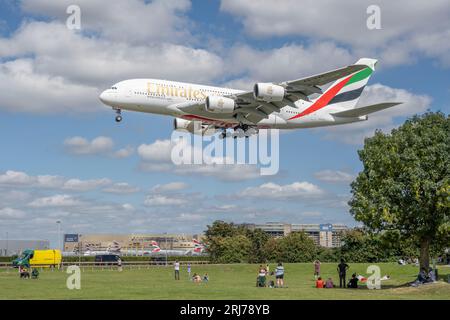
63,233,202,255
240,222,348,248
0,239,50,256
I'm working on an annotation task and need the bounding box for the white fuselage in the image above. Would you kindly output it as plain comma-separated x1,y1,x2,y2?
99,79,367,129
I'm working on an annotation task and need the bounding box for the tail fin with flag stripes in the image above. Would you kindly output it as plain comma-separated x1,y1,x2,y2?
321,58,377,111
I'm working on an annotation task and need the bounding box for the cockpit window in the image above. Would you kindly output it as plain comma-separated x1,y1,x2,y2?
111,86,118,90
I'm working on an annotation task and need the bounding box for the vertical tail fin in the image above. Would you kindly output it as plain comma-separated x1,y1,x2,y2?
319,58,377,110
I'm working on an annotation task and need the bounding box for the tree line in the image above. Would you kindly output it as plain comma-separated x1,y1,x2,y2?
203,220,435,264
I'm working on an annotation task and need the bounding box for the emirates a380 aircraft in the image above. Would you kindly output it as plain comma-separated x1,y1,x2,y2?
99,58,400,138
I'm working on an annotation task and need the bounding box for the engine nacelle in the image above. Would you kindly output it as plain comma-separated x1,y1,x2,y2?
253,83,285,102
173,118,195,133
173,118,217,136
205,96,235,113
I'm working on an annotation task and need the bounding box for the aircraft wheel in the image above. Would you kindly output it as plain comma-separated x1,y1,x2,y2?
115,115,122,123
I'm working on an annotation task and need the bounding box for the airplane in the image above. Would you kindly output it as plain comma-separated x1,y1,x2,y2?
149,241,191,256
192,239,206,255
99,58,401,138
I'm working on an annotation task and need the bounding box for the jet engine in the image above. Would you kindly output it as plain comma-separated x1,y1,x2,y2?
173,118,195,133
253,83,285,102
173,118,217,136
205,96,235,113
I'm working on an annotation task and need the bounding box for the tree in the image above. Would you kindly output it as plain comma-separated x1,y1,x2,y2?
245,228,270,263
278,232,317,263
349,112,450,271
215,235,252,263
205,221,254,263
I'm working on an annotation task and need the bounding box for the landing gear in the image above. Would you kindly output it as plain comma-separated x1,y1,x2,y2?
114,108,122,123
219,126,258,139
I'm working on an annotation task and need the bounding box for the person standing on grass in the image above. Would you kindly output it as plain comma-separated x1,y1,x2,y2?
275,262,285,288
174,260,180,280
187,263,191,280
337,259,349,288
313,260,321,279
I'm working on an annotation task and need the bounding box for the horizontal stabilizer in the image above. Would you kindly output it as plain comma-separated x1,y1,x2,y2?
332,102,402,117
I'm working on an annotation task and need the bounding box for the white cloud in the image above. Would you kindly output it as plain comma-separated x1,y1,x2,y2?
314,170,354,183
220,0,450,67
0,59,100,114
113,146,135,159
36,175,65,188
63,178,111,192
137,139,174,162
144,194,188,207
21,0,192,45
240,181,324,200
224,42,354,86
151,182,189,193
28,194,82,208
0,20,224,114
0,170,35,186
103,183,140,194
64,136,114,155
138,138,263,181
0,208,27,219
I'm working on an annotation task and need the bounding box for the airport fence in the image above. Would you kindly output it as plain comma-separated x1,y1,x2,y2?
0,260,210,272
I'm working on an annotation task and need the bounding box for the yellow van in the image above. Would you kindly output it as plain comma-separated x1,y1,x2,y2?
13,249,62,268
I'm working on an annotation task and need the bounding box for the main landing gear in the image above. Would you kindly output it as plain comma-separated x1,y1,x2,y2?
114,108,122,123
219,125,258,139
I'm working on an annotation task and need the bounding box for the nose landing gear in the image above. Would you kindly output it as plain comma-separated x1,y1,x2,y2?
114,108,122,123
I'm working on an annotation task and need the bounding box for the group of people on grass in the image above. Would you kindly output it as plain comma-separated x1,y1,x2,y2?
18,265,39,279
255,259,368,289
411,266,437,287
175,258,438,288
315,259,359,289
256,263,285,288
173,261,208,283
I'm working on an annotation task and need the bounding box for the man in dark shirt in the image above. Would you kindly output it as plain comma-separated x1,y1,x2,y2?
337,259,349,288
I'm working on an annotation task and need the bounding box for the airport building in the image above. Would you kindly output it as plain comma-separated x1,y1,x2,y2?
63,233,202,255
240,222,348,248
0,239,50,256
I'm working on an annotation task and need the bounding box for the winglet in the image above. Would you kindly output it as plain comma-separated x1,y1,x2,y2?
355,58,378,71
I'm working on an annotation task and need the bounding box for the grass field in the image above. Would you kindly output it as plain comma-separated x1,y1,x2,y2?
1,263,449,300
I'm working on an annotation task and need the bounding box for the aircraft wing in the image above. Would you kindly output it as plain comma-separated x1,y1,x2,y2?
331,102,402,117
177,62,369,125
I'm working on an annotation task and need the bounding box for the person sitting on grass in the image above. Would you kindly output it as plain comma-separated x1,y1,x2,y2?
256,265,267,287
411,268,429,287
427,267,436,282
325,277,334,288
315,277,325,288
31,268,39,279
192,273,202,283
347,273,359,288
19,266,30,279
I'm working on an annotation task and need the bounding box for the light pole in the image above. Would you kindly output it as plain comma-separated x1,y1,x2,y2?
56,220,61,251
5,232,8,257
165,233,168,267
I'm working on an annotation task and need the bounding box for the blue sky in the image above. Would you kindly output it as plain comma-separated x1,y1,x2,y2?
0,0,448,247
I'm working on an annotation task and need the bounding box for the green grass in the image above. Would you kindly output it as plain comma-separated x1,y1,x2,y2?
0,263,449,300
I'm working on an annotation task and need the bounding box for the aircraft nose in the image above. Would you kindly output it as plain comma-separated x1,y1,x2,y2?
99,90,108,104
